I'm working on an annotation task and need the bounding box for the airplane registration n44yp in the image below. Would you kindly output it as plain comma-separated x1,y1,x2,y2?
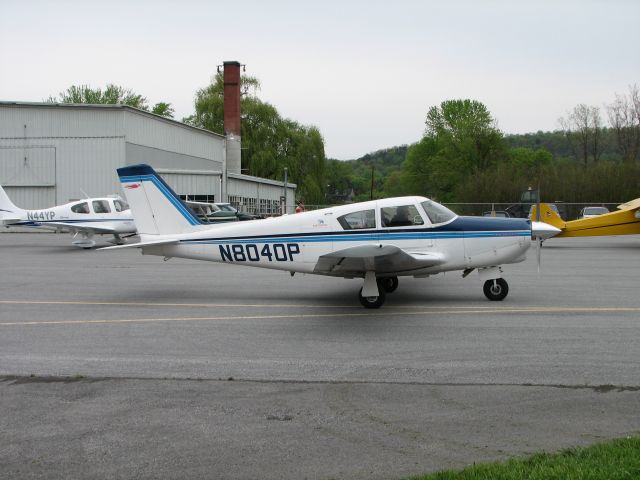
103,164,559,308
0,183,136,248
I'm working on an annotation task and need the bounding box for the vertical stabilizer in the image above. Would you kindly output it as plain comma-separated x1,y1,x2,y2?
117,164,203,235
0,184,23,218
529,203,566,230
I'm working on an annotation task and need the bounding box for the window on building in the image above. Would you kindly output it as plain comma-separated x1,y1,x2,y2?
179,194,216,203
259,199,269,215
337,209,376,230
228,195,243,211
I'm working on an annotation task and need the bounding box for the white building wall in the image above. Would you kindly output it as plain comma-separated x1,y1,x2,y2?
0,103,295,213
157,170,222,200
0,138,123,208
124,110,224,168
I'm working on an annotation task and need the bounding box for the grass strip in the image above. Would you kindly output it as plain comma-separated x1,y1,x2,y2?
407,436,640,480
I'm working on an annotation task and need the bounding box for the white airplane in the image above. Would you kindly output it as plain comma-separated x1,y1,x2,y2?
0,184,136,248
103,164,559,308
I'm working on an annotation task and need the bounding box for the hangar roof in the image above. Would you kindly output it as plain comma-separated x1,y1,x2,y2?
0,101,224,140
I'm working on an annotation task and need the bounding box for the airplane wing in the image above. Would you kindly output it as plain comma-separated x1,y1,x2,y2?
617,198,640,211
314,244,445,276
45,222,122,235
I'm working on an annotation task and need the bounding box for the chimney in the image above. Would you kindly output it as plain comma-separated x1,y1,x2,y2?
223,61,242,177
223,61,241,137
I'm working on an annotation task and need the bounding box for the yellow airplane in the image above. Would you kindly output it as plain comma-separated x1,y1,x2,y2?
530,199,640,237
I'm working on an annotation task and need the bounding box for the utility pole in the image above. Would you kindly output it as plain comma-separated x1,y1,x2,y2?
283,167,288,215
370,165,375,200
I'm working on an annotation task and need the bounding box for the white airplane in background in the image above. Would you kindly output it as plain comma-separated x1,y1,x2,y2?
0,184,136,248
103,164,559,308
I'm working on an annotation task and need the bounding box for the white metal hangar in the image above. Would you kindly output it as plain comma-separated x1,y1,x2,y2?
0,101,295,215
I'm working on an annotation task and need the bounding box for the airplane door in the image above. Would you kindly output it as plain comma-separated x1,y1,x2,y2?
298,211,336,264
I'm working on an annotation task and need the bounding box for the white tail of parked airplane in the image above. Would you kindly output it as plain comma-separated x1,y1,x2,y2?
118,165,205,235
0,184,23,224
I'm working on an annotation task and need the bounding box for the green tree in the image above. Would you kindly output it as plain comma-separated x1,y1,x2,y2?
425,99,506,172
48,84,174,118
185,73,326,205
151,102,175,118
395,99,506,201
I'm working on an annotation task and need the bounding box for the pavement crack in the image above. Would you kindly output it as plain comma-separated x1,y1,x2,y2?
1,375,639,392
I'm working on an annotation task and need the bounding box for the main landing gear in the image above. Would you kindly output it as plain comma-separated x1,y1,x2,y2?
358,275,398,309
72,231,96,249
483,278,509,301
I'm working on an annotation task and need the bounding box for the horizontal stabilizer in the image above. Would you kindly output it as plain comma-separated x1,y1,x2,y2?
98,238,179,251
1,217,21,225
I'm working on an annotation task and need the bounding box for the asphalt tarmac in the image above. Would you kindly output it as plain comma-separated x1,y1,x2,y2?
1,232,639,479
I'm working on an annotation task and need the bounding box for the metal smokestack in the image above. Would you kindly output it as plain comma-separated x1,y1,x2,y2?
223,61,242,176
223,61,241,137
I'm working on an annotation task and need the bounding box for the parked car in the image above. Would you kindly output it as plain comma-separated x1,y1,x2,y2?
577,206,609,219
215,203,263,221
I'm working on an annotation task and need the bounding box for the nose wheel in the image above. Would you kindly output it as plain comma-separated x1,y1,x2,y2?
358,287,386,308
483,278,509,301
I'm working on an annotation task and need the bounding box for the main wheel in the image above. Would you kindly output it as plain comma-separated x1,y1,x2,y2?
483,278,509,301
377,276,399,293
358,287,386,308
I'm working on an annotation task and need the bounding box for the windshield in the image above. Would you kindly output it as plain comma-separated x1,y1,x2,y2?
584,207,608,215
421,200,456,224
217,204,237,212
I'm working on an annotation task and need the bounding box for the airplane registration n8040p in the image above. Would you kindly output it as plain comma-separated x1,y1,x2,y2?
103,164,559,308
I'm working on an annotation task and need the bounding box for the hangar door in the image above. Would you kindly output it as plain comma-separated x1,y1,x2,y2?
0,146,56,208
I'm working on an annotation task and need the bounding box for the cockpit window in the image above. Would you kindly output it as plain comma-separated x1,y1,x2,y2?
113,199,129,212
337,209,376,230
71,202,90,214
421,200,456,224
92,200,111,213
381,205,424,228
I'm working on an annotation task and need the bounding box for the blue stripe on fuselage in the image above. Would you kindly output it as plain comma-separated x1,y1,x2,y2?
178,217,532,245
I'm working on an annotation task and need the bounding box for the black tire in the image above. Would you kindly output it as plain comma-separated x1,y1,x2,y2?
358,287,386,308
483,278,509,301
378,276,399,293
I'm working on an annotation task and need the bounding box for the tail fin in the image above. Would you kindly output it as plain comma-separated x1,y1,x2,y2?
529,203,565,230
0,184,24,224
117,164,203,235
0,184,20,212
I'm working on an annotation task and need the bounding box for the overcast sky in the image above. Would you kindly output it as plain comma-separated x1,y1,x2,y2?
2,0,639,159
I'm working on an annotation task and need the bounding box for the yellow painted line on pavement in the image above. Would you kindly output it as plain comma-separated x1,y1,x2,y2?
1,306,639,327
2,299,639,313
0,300,361,309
